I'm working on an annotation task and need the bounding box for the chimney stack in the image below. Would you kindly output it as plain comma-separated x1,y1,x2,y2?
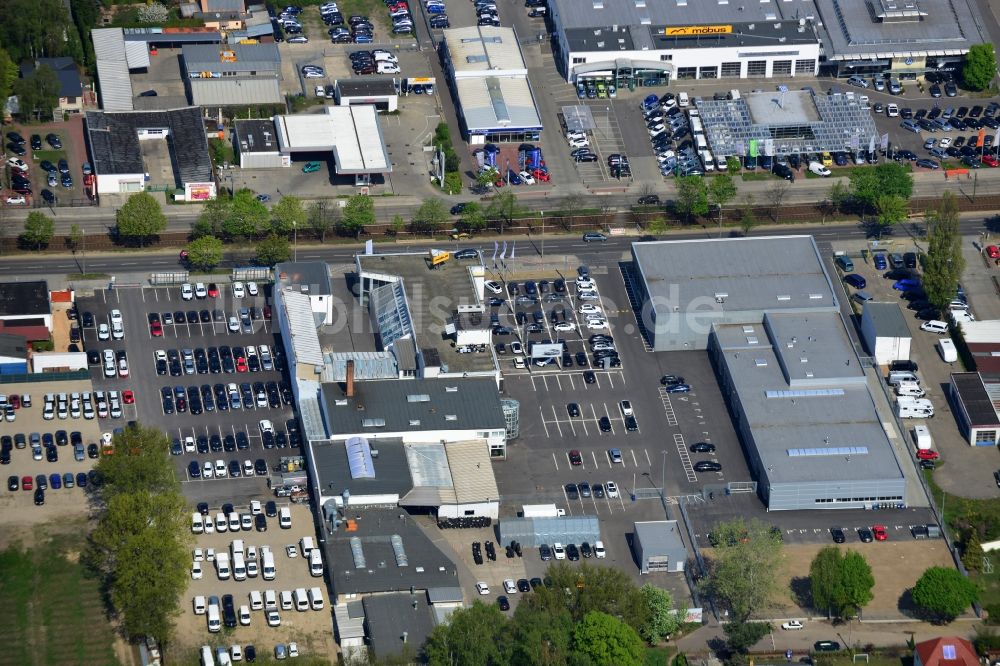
346,359,355,397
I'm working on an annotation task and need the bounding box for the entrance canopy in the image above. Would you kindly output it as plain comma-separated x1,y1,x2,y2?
273,106,391,174
561,105,596,133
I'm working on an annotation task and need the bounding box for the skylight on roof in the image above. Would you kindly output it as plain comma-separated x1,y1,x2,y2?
787,446,869,457
942,646,956,660
346,436,376,478
766,388,845,398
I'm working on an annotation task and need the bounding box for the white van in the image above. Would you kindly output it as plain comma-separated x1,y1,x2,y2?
913,424,933,450
279,506,292,529
887,371,920,386
280,589,294,610
300,536,315,557
231,539,245,559
309,586,325,610
938,338,958,363
262,548,276,581
192,512,204,534
677,91,690,107
215,553,231,580
207,602,221,633
895,381,925,398
695,134,708,151
193,595,207,615
309,549,324,577
897,397,934,418
201,646,216,666
920,320,949,334
215,648,233,666
233,553,247,581
249,590,263,611
294,588,310,611
264,589,278,611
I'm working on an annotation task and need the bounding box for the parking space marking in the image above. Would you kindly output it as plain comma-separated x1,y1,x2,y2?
549,405,564,437
590,449,600,469
539,406,550,437
658,388,678,426
674,434,697,482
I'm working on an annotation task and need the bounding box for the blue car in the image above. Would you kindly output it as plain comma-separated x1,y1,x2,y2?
49,473,61,489
844,274,867,289
893,278,921,291
508,170,522,185
642,93,659,111
665,383,691,393
873,253,887,270
76,472,88,488
188,460,201,479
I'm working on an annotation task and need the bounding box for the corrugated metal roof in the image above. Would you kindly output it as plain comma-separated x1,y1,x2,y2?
333,603,366,640
189,78,282,106
92,28,134,111
182,43,281,73
323,352,397,382
124,41,150,69
456,76,542,131
445,440,499,504
280,288,324,366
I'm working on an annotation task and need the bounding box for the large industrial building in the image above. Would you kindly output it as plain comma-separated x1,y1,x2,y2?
181,43,282,106
442,26,543,143
631,237,906,510
547,0,984,85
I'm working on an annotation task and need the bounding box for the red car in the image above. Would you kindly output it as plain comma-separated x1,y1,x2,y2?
872,524,888,541
150,320,163,337
568,450,582,466
9,394,19,409
532,168,551,182
988,245,1000,260
983,154,999,167
21,475,32,491
122,390,135,405
263,305,272,320
236,357,248,373
207,283,219,298
916,449,939,460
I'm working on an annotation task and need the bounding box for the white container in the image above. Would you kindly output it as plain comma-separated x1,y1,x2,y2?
522,504,560,518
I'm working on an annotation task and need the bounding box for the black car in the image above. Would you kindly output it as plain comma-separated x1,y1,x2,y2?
583,371,596,384
814,641,841,652
889,359,918,373
694,461,722,472
30,134,41,149
7,475,17,491
858,527,874,543
598,416,612,432
637,194,660,205
34,487,44,505
567,403,580,417
624,416,638,431
566,544,580,561
255,513,267,531
831,527,846,543
539,543,553,560
565,483,579,500
6,131,24,145
690,442,716,453
6,142,25,156
45,133,62,149
497,595,510,611
188,460,201,478
929,84,942,98
222,594,237,627
903,252,917,268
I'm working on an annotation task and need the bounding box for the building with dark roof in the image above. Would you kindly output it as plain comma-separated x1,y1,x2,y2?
181,44,282,106
20,58,84,114
275,261,334,325
0,281,51,330
955,321,1000,378
949,372,1000,446
84,107,215,199
335,79,399,112
860,302,912,366
0,333,29,374
363,593,437,661
233,119,283,169
914,637,978,666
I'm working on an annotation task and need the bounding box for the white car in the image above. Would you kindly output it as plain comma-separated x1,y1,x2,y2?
513,357,526,369
204,462,215,479
781,620,805,630
510,341,523,355
117,358,129,378
109,309,123,324
193,547,204,562
553,543,566,560
184,436,196,453
5,194,26,205
576,277,595,289
566,131,587,141
259,419,274,434
594,540,606,558
286,544,298,558
181,283,194,300
554,322,576,331
266,610,281,627
579,291,600,300
6,157,28,172
302,67,325,78
586,319,609,330
191,561,203,580
233,281,246,298
98,323,110,340
485,280,503,294
373,50,398,63
215,459,227,477
939,137,953,148
808,161,831,177
606,481,619,498
245,461,256,477
194,282,207,298
886,103,899,117
315,85,326,98
228,316,240,332
475,582,491,595
579,304,602,315
568,137,590,148
503,579,517,594
518,170,535,185
248,281,259,296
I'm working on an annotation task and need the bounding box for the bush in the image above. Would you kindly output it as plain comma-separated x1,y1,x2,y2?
32,338,54,352
434,122,451,146
443,171,463,195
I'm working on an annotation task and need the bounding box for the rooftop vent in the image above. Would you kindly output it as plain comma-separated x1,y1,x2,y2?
755,358,768,367
409,419,421,426
445,386,458,392
407,394,431,402
635,0,645,6
362,418,386,428
640,17,650,24
809,293,824,299
350,537,366,569
742,325,755,333
335,399,348,406
805,371,814,377
777,295,791,301
714,292,728,303
800,357,809,363
747,336,759,344
676,0,687,5
593,0,603,8
445,414,458,421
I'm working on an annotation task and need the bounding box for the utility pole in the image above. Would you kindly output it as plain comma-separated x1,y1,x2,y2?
82,228,86,275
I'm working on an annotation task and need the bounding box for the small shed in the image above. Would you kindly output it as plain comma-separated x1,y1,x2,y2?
860,302,911,366
632,520,687,574
950,372,1000,446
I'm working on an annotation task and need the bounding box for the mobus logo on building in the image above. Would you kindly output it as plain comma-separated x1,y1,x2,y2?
665,25,733,36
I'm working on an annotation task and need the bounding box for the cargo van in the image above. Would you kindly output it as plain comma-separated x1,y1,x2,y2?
308,586,325,610
896,381,925,397
294,588,310,611
249,589,263,610
309,549,324,577
192,512,204,534
834,255,854,271
201,646,216,666
937,338,958,362
677,92,690,107
264,589,277,610
215,648,232,666
231,539,245,559
279,506,292,529
233,553,247,581
280,590,294,610
262,547,276,580
207,600,221,632
300,536,315,557
215,553,231,580
887,371,919,386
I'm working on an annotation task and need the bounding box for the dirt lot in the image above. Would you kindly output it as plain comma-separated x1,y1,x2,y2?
707,541,961,619
168,503,338,663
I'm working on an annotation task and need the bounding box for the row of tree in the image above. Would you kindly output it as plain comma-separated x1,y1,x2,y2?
422,562,682,666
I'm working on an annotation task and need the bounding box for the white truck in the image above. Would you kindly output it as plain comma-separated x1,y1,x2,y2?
522,504,561,518
897,396,934,419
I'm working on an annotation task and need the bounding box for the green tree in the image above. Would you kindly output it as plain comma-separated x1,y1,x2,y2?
708,174,738,223
541,562,649,630
424,601,510,666
224,190,269,240
964,531,984,573
646,216,668,235
673,176,709,224
849,163,913,214
411,196,449,235
255,234,291,266
184,235,224,271
94,424,175,498
722,621,771,654
963,44,996,91
874,193,908,228
702,518,785,623
193,196,230,239
840,551,875,618
639,583,681,644
810,546,845,618
573,611,645,666
338,194,374,239
116,192,167,247
459,202,487,233
740,195,757,236
390,214,405,237
0,0,82,63
726,157,742,175
21,211,54,250
475,169,499,191
486,190,522,233
0,47,17,105
67,223,83,253
14,63,60,120
270,195,306,235
307,200,338,242
912,566,979,622
508,604,574,666
921,191,966,310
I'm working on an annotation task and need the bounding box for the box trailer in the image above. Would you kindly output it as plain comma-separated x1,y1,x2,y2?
522,504,560,518
912,425,933,450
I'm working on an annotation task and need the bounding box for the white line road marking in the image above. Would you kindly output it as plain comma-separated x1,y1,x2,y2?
644,448,652,467
675,434,697,483
551,451,560,471
551,405,564,437
540,406,550,437
630,449,639,467
591,449,600,469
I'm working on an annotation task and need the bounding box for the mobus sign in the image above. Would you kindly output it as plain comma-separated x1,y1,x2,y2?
665,25,733,36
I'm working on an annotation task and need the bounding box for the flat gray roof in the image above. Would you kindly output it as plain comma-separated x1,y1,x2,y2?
864,302,911,339
357,252,496,374
321,377,506,437
564,20,817,53
552,0,803,29
234,119,281,155
363,593,436,660
633,236,838,318
276,261,333,296
715,311,904,486
326,507,459,596
812,0,982,60
634,520,687,555
312,437,413,498
336,78,398,98
182,43,280,73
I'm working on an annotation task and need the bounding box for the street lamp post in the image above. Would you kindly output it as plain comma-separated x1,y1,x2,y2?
292,221,297,261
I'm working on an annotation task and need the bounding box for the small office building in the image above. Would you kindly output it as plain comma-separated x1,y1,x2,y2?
442,26,542,143
950,372,1000,446
633,521,687,574
233,119,284,169
0,281,52,332
335,78,399,112
0,334,29,374
860,302,912,366
181,43,282,106
273,106,392,183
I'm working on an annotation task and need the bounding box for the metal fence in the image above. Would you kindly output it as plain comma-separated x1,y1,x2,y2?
150,271,189,285
232,267,271,282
